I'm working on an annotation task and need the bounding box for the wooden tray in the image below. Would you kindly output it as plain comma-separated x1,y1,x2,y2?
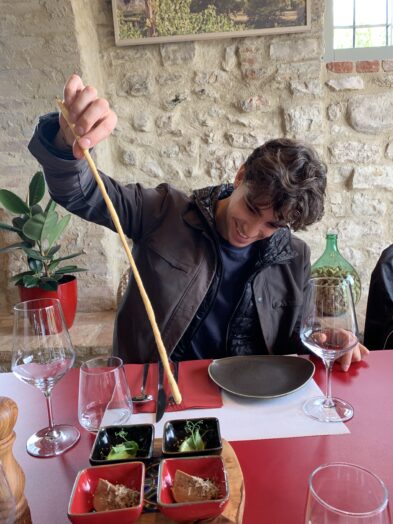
140,439,245,524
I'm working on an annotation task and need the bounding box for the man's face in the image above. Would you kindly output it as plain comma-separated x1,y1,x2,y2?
215,170,285,248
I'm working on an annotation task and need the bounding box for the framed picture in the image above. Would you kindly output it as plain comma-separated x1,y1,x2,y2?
112,1,311,47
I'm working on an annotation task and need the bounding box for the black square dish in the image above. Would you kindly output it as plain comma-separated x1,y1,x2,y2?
162,417,222,457
90,424,154,465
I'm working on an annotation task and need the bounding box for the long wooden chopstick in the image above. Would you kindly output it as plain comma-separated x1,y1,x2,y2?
56,99,182,405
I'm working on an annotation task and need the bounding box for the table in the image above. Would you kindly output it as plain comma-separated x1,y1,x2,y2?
2,351,393,524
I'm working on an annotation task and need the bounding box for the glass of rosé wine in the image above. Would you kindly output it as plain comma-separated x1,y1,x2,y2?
301,277,358,422
11,298,80,457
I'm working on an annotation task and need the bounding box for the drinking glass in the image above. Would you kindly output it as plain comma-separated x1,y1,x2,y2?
78,356,133,432
0,463,16,524
11,298,80,457
301,277,358,422
305,462,391,523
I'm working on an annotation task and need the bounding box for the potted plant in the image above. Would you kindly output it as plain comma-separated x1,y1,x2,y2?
0,171,86,328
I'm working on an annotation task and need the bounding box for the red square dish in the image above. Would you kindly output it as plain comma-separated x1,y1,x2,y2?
157,455,229,522
68,461,144,523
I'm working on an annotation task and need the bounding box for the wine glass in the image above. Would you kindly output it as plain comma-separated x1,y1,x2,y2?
11,298,80,457
305,462,391,523
301,277,358,422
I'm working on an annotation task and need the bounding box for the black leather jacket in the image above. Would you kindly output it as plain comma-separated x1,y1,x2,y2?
28,113,310,363
364,245,393,350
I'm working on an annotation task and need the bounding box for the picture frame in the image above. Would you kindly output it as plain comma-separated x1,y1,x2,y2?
112,1,311,47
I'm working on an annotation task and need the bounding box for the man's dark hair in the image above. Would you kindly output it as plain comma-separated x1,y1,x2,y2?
243,138,327,231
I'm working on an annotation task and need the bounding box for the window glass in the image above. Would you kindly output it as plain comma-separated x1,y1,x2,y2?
333,0,353,26
326,0,393,60
356,0,387,25
355,27,388,47
334,28,354,49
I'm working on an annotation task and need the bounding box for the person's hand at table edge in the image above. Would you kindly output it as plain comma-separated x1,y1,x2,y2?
338,342,369,372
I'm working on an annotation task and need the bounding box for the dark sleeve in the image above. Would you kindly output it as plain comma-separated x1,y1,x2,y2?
27,113,169,240
289,242,311,355
364,245,393,350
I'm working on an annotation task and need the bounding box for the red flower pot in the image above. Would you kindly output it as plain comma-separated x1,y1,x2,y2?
18,275,77,329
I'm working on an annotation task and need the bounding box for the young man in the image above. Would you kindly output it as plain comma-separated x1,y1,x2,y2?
28,75,368,369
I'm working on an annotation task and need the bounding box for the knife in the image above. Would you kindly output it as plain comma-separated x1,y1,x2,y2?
156,360,167,422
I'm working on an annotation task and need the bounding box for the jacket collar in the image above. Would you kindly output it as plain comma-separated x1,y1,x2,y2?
183,184,297,264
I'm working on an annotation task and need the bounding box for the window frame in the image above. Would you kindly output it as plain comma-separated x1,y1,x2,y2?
324,0,393,61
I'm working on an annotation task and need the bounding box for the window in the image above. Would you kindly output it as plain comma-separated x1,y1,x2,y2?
325,0,393,61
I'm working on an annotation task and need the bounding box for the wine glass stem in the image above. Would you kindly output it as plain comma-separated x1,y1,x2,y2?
323,360,335,408
44,391,55,432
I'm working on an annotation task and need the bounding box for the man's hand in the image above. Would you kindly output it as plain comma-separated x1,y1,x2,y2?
56,74,117,159
338,342,369,372
311,328,369,372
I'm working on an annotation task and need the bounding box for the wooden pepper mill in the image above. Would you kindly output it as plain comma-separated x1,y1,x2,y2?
0,397,31,524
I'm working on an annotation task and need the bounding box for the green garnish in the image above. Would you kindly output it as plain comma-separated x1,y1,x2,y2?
106,429,141,460
178,420,207,452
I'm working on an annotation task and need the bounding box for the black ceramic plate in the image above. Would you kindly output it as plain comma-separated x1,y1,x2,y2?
89,424,155,465
162,417,222,457
208,355,315,399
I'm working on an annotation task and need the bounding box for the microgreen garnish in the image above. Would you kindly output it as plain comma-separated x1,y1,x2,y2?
178,420,208,452
106,429,141,460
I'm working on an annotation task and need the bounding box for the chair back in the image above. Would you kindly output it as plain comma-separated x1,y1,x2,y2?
364,245,393,350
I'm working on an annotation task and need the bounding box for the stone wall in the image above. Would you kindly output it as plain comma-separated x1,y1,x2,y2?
1,0,393,329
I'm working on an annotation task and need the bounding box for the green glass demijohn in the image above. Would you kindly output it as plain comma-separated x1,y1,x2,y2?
311,232,361,304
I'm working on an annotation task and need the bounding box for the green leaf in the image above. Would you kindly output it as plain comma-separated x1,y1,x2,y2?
12,216,28,229
10,270,34,282
0,222,21,232
22,213,46,241
56,267,87,274
47,260,60,272
52,265,78,274
22,275,40,288
0,241,31,254
31,204,43,216
21,247,48,261
28,172,45,207
46,245,61,257
28,257,43,273
44,199,56,215
52,251,84,263
11,217,35,245
40,211,58,244
0,189,29,214
39,279,58,291
47,214,71,248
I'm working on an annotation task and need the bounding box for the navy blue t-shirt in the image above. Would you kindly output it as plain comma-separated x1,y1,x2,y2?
185,235,257,360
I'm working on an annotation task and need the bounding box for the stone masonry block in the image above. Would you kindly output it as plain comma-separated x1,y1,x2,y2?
326,76,364,91
351,193,386,216
382,60,393,72
283,104,323,136
348,93,393,134
270,39,319,61
329,141,380,164
352,165,393,189
160,43,195,66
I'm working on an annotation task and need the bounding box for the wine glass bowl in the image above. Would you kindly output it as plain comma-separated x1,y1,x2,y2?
11,298,80,457
305,462,391,523
301,277,358,422
78,356,133,433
